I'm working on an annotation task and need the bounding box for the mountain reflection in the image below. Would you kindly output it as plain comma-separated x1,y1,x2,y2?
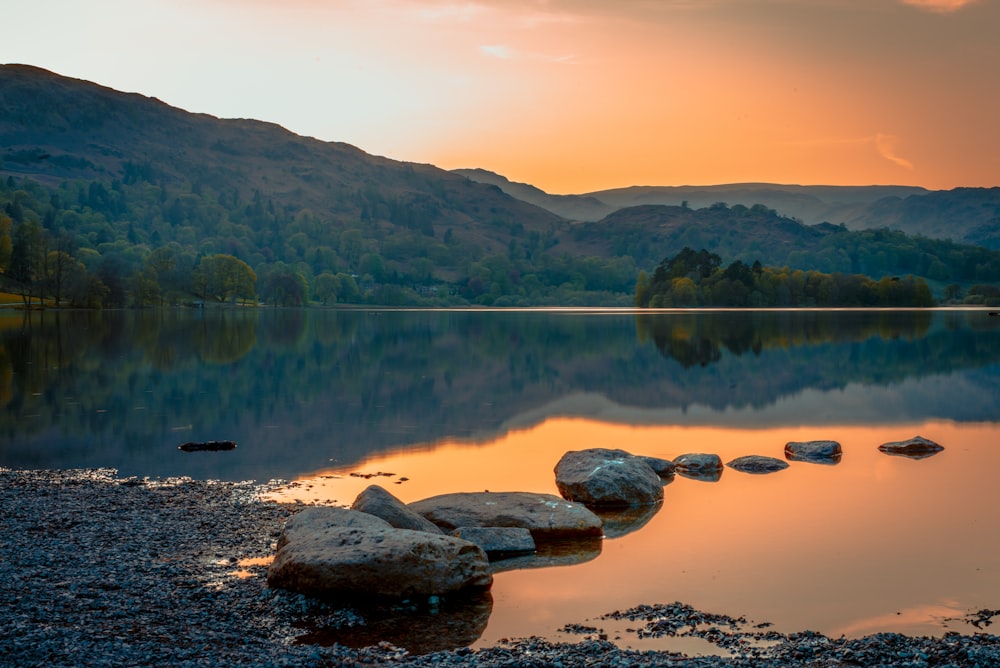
0,308,998,481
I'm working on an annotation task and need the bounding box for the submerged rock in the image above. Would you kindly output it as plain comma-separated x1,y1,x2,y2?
408,491,603,540
785,440,842,464
639,456,676,477
878,435,944,459
595,501,663,539
726,455,790,474
451,526,535,560
267,526,492,599
351,484,443,534
554,448,664,507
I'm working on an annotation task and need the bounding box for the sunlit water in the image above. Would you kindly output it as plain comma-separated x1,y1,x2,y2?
2,307,999,654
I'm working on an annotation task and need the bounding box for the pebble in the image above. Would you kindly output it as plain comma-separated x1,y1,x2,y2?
3,467,1000,667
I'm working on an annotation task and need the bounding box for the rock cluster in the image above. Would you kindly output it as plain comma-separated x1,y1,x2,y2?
269,435,944,602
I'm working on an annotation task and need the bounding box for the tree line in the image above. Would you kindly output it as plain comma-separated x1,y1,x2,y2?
635,247,938,308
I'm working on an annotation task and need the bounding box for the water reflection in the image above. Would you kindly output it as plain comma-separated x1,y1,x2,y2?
1,309,998,483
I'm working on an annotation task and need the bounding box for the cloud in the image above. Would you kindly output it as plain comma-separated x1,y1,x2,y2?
898,0,980,13
875,133,915,170
479,44,578,64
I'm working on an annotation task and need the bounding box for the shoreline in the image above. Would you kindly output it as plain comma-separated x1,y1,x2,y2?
2,467,998,667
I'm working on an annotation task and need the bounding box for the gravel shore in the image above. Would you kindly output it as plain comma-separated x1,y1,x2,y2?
3,467,999,667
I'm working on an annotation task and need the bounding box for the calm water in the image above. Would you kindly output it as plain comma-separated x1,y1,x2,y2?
3,308,1000,654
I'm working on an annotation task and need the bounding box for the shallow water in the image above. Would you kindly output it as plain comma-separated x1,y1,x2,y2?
2,307,999,654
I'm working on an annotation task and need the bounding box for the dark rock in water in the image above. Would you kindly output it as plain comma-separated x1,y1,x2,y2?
596,500,663,539
276,506,392,550
451,526,535,559
488,536,603,574
554,448,664,508
639,456,676,477
351,484,443,534
267,525,492,599
674,453,724,481
408,491,603,540
726,455,790,474
177,440,236,452
785,440,842,464
878,435,944,459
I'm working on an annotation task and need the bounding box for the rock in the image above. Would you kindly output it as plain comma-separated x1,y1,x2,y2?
878,435,944,459
451,526,535,559
267,526,492,599
408,491,603,540
276,505,391,550
639,456,676,477
674,453,724,481
554,448,664,507
726,455,790,474
784,440,842,464
488,536,603,574
351,484,444,534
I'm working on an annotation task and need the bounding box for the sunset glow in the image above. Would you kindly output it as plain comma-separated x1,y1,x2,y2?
5,0,997,193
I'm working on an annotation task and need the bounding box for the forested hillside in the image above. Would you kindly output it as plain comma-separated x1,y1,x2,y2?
1,64,998,308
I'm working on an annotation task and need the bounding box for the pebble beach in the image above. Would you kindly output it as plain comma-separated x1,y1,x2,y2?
3,467,999,667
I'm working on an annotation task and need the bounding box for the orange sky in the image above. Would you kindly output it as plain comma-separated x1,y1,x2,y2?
4,0,999,193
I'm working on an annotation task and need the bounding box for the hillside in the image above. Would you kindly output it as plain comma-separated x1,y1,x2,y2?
1,64,998,308
458,169,1000,249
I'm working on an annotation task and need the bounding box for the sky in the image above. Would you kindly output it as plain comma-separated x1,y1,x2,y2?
3,0,999,193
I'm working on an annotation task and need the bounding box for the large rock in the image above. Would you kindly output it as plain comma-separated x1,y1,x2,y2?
785,440,842,464
267,525,492,599
554,448,664,507
408,491,603,540
276,505,391,550
351,484,443,534
726,455,789,474
878,435,944,459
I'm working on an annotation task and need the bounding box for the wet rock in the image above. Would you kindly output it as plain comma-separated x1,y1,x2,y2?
727,455,790,474
277,506,391,550
878,435,944,459
554,448,664,507
267,526,492,599
451,526,535,559
408,491,603,540
785,440,842,464
639,456,676,477
673,453,724,481
351,484,443,534
487,536,603,574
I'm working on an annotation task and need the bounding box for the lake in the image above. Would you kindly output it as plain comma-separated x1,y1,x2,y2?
2,307,999,655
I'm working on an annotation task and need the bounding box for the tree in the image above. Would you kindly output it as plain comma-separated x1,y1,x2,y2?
8,220,44,305
314,272,342,305
260,264,308,306
192,254,256,304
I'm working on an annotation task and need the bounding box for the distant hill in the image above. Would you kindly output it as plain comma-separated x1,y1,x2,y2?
1,64,998,308
457,169,1000,249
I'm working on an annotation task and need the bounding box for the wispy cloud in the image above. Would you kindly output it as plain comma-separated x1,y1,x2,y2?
898,0,980,13
875,133,915,170
479,44,578,64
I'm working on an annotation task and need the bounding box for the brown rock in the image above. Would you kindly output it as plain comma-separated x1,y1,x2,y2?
351,484,443,534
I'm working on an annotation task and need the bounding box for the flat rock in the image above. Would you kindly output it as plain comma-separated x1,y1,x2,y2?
878,435,944,459
276,505,391,550
351,484,443,534
451,526,535,559
408,491,603,540
554,448,664,507
267,526,492,599
785,440,843,464
726,455,790,474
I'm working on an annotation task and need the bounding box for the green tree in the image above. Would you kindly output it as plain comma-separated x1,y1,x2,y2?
314,272,342,305
192,254,256,304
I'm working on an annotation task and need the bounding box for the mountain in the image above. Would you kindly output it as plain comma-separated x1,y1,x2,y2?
0,64,564,257
1,64,998,308
457,169,1000,249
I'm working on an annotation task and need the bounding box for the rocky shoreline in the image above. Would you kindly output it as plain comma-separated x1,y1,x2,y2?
3,467,999,667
